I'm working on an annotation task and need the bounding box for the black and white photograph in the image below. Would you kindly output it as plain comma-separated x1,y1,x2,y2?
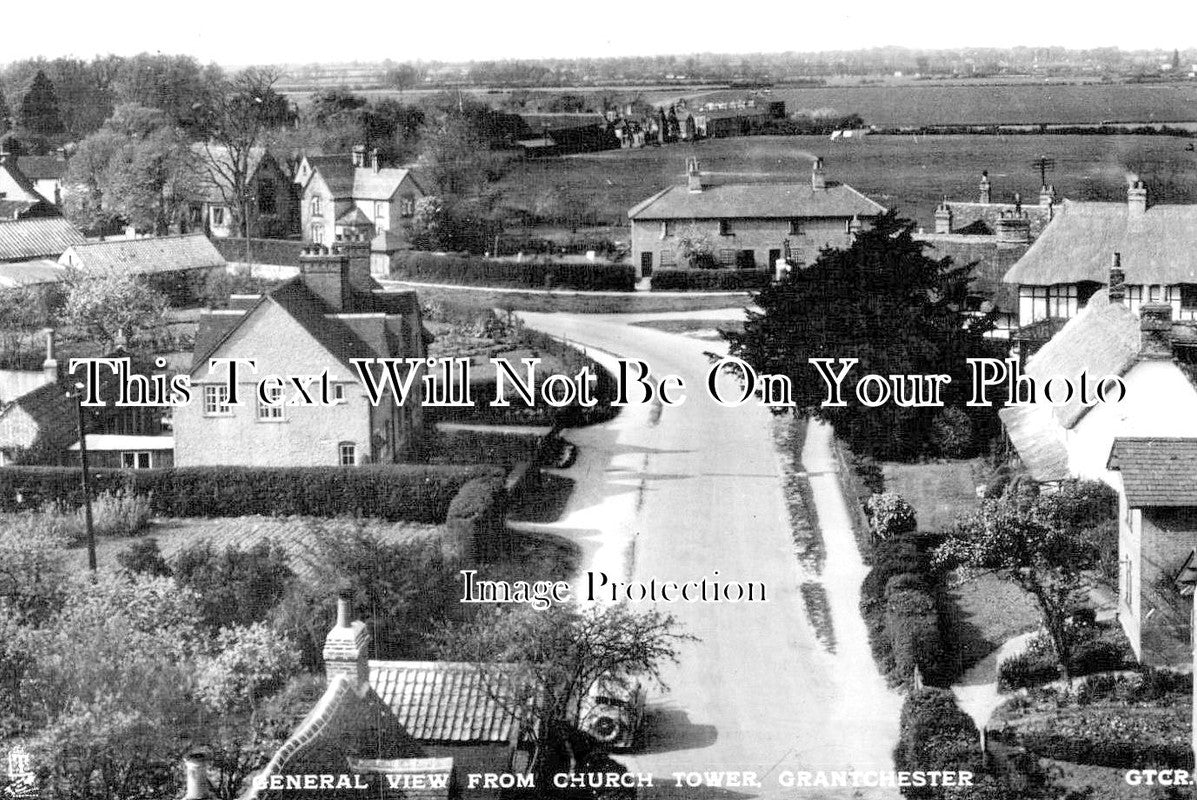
1,2,1197,798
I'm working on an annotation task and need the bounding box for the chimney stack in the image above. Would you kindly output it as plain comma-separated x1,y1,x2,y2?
341,233,373,291
299,243,353,312
811,157,826,191
323,593,371,687
934,196,953,234
848,215,863,239
1109,252,1126,304
686,157,703,193
1128,178,1148,216
370,148,380,173
1139,302,1173,360
42,328,57,383
182,753,211,800
996,209,1031,246
352,145,366,168
1039,184,1055,208
979,171,991,204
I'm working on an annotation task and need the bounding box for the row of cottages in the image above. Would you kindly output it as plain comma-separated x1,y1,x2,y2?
999,283,1197,664
626,157,885,279
1001,177,1197,353
173,243,428,468
299,147,425,249
915,171,1059,337
210,597,533,800
189,145,299,240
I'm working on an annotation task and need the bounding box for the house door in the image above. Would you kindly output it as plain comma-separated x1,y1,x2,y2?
640,252,653,277
768,249,782,267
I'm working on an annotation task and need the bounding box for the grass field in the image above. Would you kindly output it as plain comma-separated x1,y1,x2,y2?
503,134,1197,231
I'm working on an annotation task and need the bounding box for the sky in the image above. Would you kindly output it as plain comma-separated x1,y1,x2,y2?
9,0,1197,65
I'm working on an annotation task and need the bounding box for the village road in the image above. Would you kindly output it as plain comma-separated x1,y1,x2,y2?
517,310,902,799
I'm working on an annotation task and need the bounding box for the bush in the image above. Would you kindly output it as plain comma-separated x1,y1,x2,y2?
895,688,983,797
998,627,1134,690
45,489,152,542
446,475,508,560
649,268,773,292
392,251,635,291
0,465,503,523
174,540,295,631
862,536,925,605
886,588,946,686
115,538,171,577
930,407,975,458
867,493,918,541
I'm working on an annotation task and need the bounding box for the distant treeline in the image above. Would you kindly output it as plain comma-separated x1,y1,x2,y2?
876,124,1197,137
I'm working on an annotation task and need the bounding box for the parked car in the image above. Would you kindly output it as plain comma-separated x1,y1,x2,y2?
578,674,645,750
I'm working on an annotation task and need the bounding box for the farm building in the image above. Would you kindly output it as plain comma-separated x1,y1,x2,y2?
0,217,85,263
517,114,619,156
627,157,884,280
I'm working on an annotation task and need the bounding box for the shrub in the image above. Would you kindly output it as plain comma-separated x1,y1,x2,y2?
867,493,918,541
862,536,924,605
44,489,152,542
446,475,508,560
649,268,773,292
895,688,983,797
195,623,301,712
391,251,635,292
173,540,295,631
115,538,171,577
930,407,975,458
885,572,927,595
998,626,1134,690
886,587,946,686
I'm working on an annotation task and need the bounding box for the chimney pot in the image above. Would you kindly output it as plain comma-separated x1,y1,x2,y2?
811,157,826,191
183,753,211,800
370,148,380,173
1128,179,1148,215
336,595,351,628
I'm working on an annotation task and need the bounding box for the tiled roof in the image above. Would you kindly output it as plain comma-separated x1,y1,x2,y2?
0,218,86,262
916,234,1027,312
945,201,1053,239
353,167,418,201
1003,199,1197,286
369,660,529,744
999,289,1142,481
628,181,885,220
1107,437,1197,507
61,234,225,274
14,155,67,181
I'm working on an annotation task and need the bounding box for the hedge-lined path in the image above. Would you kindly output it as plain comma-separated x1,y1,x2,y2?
520,309,902,799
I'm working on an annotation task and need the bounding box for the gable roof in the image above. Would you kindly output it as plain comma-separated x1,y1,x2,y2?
945,201,1054,239
999,289,1142,481
1003,199,1197,287
60,234,225,274
0,157,44,203
193,145,279,204
916,234,1028,312
1107,437,1197,507
305,155,420,202
628,181,885,220
369,661,528,744
0,217,86,262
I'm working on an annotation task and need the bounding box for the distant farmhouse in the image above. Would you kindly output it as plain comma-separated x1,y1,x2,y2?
627,157,884,279
300,146,424,250
175,242,428,467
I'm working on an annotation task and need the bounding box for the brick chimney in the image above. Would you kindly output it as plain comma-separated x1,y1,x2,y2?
848,215,863,239
1108,252,1126,304
42,328,57,383
370,148,380,173
182,752,211,800
811,157,826,190
934,196,953,234
1128,177,1148,216
323,594,370,687
341,233,373,291
299,244,353,312
686,157,703,193
979,171,991,204
1139,302,1173,360
352,144,366,168
996,209,1031,246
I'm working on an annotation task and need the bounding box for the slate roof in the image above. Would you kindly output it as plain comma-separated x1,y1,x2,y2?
60,234,225,274
916,234,1027,312
1107,438,1197,507
1003,200,1197,286
999,289,1142,481
946,201,1054,239
14,155,67,181
308,158,419,201
0,218,86,262
628,181,885,220
369,661,529,744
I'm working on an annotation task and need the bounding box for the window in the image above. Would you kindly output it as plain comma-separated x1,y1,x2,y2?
1122,556,1134,606
1047,284,1077,319
121,451,151,470
719,220,733,236
718,249,736,267
189,206,203,224
1148,284,1161,302
1020,285,1078,325
338,442,357,466
789,219,804,236
258,179,276,214
257,383,285,421
311,196,322,216
211,207,225,226
400,194,415,217
1125,285,1144,315
203,385,231,416
1181,285,1197,311
333,384,346,401
660,250,677,267
310,223,324,244
663,220,677,237
374,201,388,232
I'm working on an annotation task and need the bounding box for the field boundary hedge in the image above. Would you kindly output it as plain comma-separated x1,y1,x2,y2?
0,464,504,523
391,251,635,292
649,268,773,292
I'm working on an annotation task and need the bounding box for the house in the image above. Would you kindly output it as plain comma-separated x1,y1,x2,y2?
627,157,885,279
301,147,425,249
13,151,68,206
1002,179,1197,336
0,152,61,219
914,233,1025,337
934,171,1055,239
0,217,86,263
190,146,299,240
174,242,428,467
1106,438,1197,665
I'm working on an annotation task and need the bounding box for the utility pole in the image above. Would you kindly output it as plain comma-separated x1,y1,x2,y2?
71,388,97,571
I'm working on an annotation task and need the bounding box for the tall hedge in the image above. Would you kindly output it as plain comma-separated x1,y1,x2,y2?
895,688,984,798
445,475,509,560
649,268,773,292
887,587,946,686
0,465,503,523
392,252,635,292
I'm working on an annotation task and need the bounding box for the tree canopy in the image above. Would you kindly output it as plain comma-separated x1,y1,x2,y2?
724,210,1003,460
18,70,65,140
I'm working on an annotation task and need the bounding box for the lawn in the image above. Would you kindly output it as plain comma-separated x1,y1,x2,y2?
501,134,1197,231
942,572,1041,674
881,459,982,534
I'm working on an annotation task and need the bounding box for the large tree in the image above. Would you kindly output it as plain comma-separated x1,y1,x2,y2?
17,70,65,140
725,210,1002,460
59,266,169,349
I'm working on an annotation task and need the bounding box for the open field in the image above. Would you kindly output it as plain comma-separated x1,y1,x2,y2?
502,134,1197,231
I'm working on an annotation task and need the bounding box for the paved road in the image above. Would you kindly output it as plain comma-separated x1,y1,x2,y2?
518,311,902,799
